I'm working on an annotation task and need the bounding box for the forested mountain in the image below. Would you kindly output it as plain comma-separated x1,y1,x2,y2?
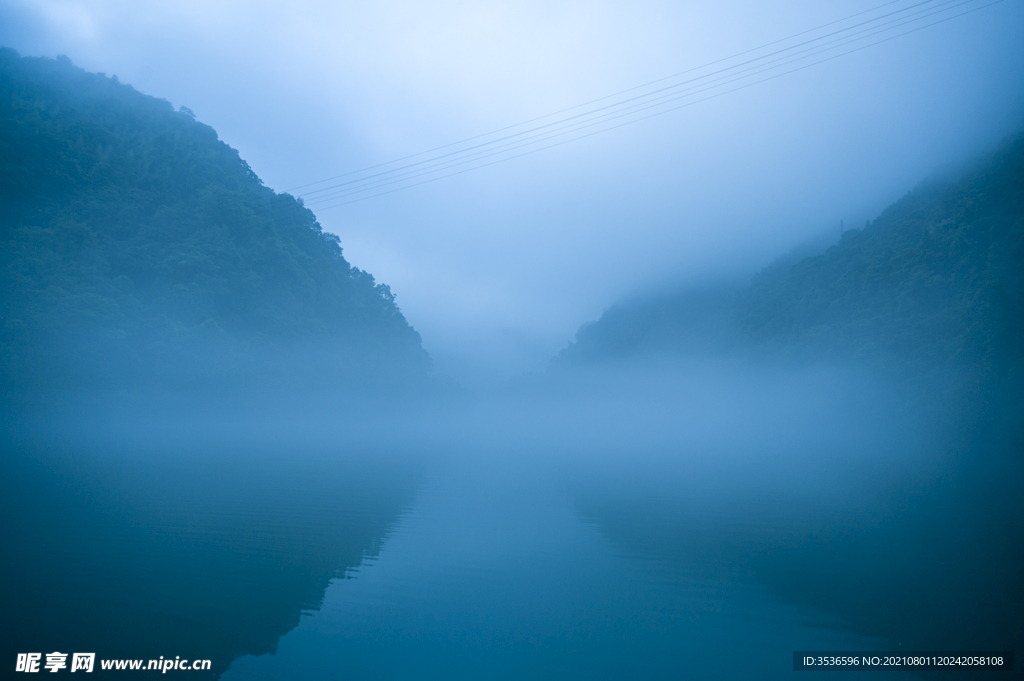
559,133,1024,395
0,49,430,395
557,134,1024,660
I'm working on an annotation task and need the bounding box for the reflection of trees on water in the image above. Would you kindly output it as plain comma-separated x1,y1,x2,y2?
571,419,1023,663
1,439,421,679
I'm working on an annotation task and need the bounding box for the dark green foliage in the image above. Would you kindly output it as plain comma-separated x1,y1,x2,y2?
559,133,1024,395
0,49,429,392
558,286,739,364
740,135,1024,386
559,142,1024,657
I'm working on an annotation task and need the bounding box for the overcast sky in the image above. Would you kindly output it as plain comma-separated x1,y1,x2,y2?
2,0,1022,383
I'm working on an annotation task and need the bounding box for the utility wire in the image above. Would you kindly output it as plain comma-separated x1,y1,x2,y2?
285,0,920,194
313,4,1001,210
301,0,972,207
305,0,983,206
296,0,943,201
278,0,1002,211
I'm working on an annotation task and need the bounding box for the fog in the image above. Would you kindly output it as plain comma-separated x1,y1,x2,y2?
13,348,1012,671
3,0,1022,383
11,353,958,564
3,4,1022,675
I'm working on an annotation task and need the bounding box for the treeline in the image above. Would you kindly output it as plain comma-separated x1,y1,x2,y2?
0,49,430,397
559,133,1024,401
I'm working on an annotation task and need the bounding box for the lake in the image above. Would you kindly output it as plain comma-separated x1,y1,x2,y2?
3,366,1019,678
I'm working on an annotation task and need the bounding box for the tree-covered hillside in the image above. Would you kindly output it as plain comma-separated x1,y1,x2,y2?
0,49,429,393
559,133,1024,393
557,134,1024,661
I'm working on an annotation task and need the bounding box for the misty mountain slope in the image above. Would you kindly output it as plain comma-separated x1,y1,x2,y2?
558,133,1024,389
0,49,429,391
740,135,1024,377
557,286,740,363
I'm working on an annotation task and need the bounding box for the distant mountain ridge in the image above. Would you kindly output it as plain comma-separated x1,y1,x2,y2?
558,133,1024,391
0,49,430,393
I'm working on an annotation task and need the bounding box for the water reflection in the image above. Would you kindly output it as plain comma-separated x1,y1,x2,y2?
3,363,1018,680
0,431,421,679
223,458,911,680
569,430,1024,660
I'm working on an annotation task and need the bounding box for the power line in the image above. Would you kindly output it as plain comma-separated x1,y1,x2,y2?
313,1,1005,211
284,0,919,195
298,0,952,205
305,0,992,208
279,0,1003,211
302,0,973,207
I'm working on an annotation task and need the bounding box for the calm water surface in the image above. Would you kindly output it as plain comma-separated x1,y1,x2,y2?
4,380,1017,680
222,458,907,680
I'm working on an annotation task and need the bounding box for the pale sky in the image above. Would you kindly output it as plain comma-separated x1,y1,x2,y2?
2,0,1022,383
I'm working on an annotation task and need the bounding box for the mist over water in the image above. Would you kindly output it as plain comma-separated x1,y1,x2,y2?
7,349,1016,678
2,1,1022,677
